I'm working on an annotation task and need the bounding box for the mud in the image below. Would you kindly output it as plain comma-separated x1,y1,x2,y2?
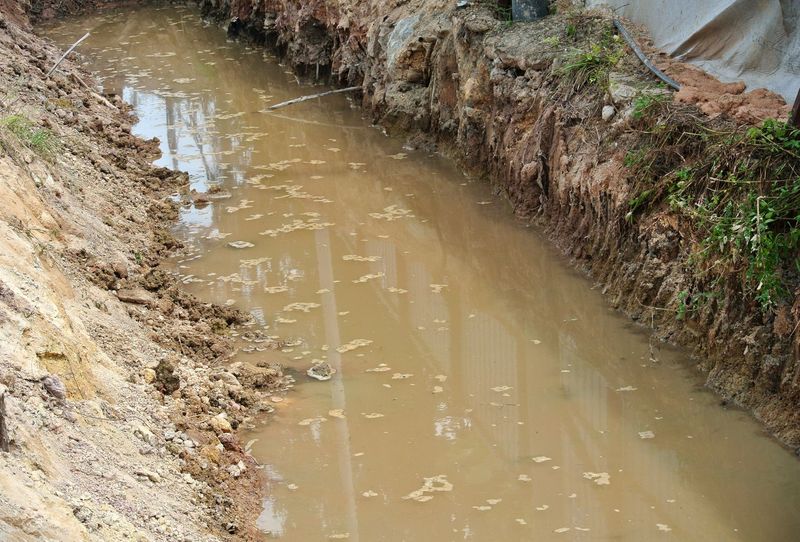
2,0,797,539
0,4,285,540
39,4,800,541
192,0,800,448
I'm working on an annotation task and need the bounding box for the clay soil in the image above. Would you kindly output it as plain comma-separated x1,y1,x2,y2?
0,5,286,540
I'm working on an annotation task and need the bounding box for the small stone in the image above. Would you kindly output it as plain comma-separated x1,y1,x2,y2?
213,371,241,388
227,461,246,478
112,260,129,278
41,375,67,400
217,432,241,452
133,423,155,444
142,368,156,384
209,413,232,434
117,288,156,306
136,469,161,483
601,105,616,121
72,505,92,524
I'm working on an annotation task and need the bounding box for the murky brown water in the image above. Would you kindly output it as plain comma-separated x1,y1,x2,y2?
46,6,800,541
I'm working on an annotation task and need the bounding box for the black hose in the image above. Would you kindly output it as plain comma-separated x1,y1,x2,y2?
613,19,681,91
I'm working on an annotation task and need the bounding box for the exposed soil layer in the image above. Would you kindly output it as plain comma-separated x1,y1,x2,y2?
192,0,800,448
0,4,287,540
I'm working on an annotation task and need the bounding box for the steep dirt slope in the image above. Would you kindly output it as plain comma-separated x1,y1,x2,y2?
0,7,283,540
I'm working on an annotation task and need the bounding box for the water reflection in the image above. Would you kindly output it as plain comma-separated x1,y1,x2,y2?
44,6,800,541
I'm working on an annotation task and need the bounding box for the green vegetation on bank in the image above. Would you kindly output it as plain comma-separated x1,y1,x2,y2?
0,114,60,158
561,28,623,92
625,99,800,313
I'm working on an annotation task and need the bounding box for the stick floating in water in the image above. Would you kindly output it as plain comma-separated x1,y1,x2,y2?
266,86,361,111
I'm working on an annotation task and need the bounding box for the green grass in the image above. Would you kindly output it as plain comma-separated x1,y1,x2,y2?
476,0,513,23
1,114,60,158
561,31,623,91
631,92,670,120
625,114,800,312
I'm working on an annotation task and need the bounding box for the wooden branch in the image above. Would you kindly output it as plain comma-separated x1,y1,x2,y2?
613,19,681,91
0,388,9,452
47,32,90,78
72,73,116,109
265,86,361,111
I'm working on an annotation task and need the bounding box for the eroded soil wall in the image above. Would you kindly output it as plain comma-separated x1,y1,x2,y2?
0,4,286,540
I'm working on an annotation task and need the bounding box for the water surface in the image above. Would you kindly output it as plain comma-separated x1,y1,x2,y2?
47,6,800,541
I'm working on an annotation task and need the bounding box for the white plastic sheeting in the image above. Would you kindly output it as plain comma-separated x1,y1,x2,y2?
587,0,799,102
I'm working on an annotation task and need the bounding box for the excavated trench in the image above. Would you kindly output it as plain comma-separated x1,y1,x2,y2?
41,3,800,541
187,0,800,450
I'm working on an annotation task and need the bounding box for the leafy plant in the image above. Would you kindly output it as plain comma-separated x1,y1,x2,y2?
676,289,718,319
543,35,561,47
561,35,623,91
626,189,653,221
676,290,689,320
625,115,800,312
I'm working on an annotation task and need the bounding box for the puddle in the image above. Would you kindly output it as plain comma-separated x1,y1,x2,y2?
46,6,800,541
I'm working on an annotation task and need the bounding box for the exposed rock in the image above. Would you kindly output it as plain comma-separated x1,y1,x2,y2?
209,413,233,434
116,288,156,306
41,374,67,400
228,362,282,389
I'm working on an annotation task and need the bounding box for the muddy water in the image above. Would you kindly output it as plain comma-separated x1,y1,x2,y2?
46,6,800,541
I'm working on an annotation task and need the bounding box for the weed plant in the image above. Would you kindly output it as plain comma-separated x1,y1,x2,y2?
624,98,800,312
560,22,624,94
1,114,60,158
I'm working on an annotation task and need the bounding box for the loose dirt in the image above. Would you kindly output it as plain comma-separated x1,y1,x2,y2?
0,6,285,540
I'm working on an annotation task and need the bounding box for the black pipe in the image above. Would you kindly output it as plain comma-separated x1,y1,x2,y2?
613,18,681,91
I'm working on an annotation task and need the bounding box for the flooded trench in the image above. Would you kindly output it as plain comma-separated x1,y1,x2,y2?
46,5,800,541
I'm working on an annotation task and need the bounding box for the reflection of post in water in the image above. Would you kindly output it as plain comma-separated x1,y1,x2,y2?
171,95,224,186
314,228,360,541
164,96,181,171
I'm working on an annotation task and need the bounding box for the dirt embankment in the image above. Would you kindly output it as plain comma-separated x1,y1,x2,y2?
0,5,286,541
196,0,800,448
